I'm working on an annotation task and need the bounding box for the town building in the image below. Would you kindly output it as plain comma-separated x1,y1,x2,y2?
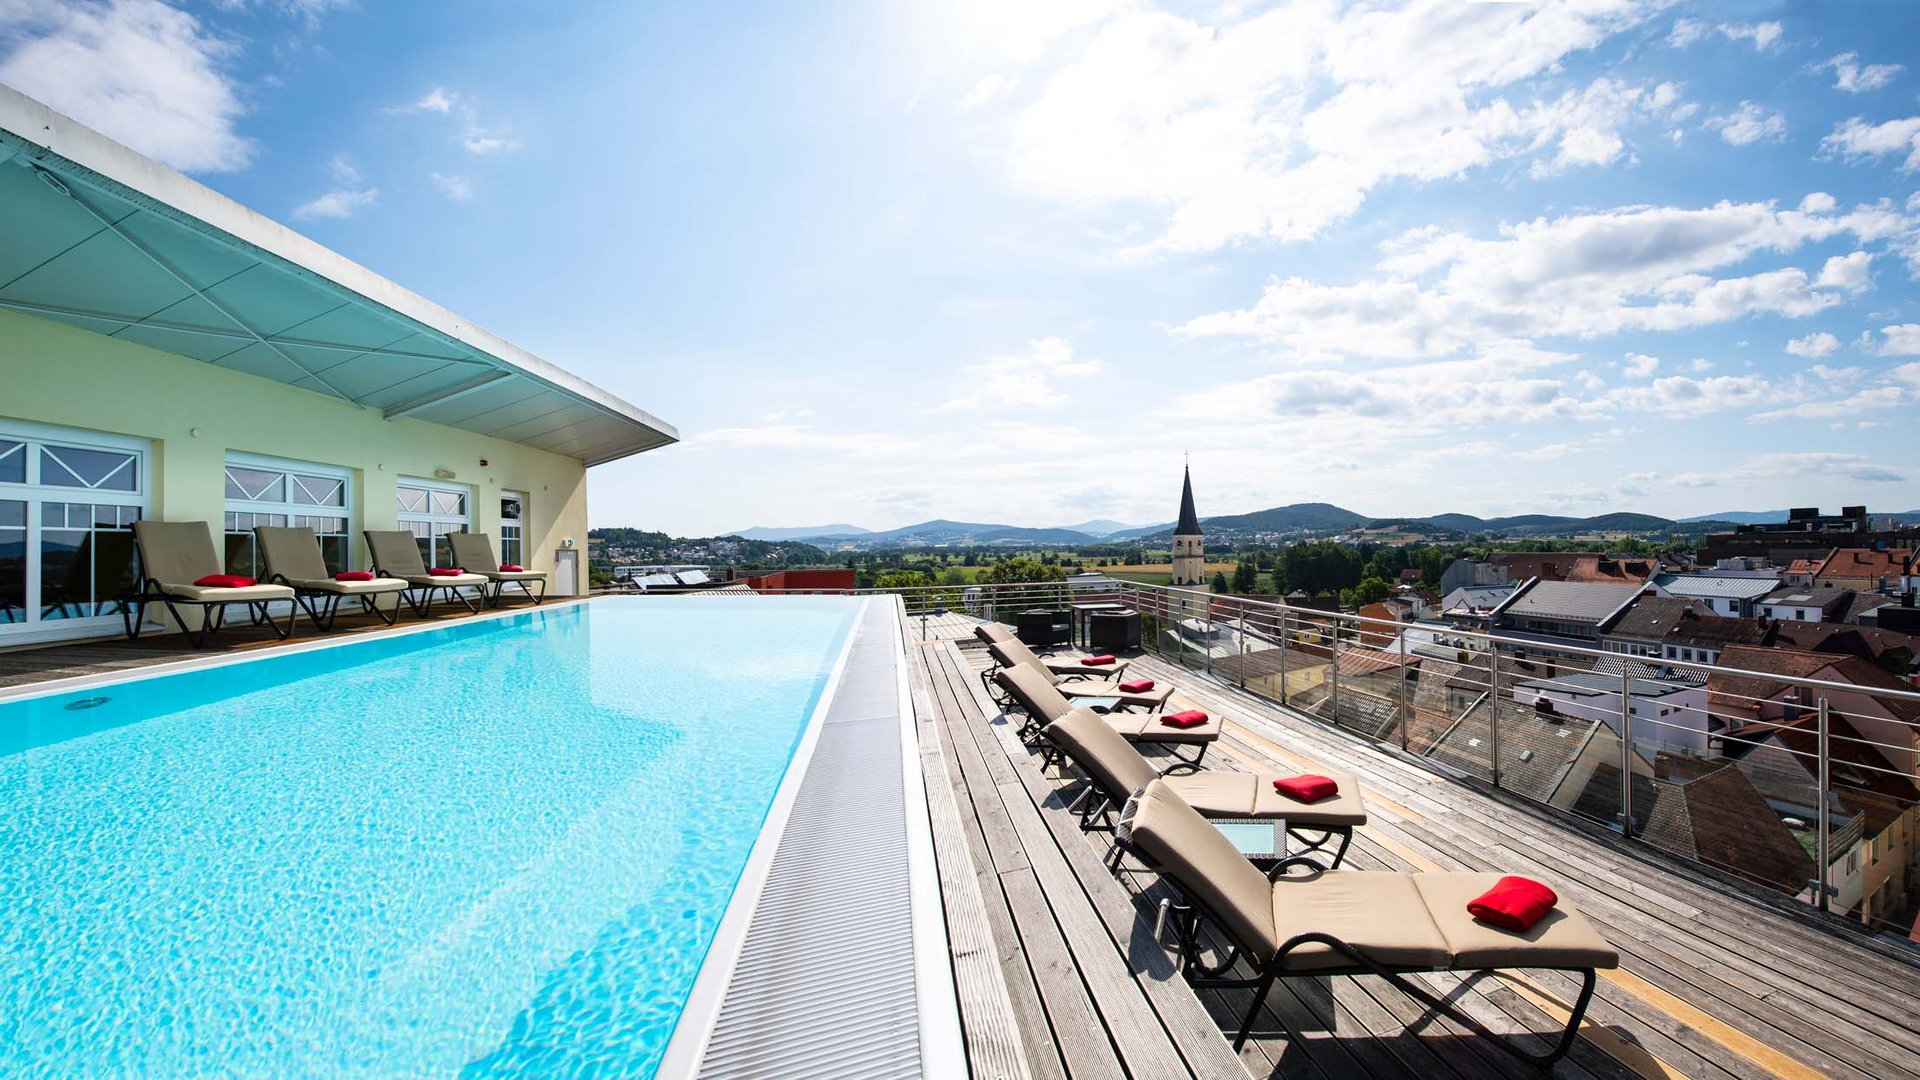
1487,579,1643,653
1756,586,1855,624
1650,571,1781,618
0,87,675,645
1701,506,1920,565
1814,547,1915,593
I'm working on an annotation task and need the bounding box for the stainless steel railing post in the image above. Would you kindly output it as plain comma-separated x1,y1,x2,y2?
1329,617,1342,728
1816,697,1832,913
1278,609,1290,707
1398,644,1411,752
1488,647,1502,788
1619,663,1634,839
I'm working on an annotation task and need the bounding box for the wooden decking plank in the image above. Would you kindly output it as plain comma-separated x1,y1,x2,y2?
939,643,1250,1080
999,869,1131,1080
909,639,1038,1080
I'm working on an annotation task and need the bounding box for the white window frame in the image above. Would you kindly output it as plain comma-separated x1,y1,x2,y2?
500,489,527,567
0,418,151,644
396,476,472,569
223,452,354,578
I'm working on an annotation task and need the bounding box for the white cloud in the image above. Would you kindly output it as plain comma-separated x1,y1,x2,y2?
1622,352,1659,377
291,187,377,219
936,337,1102,410
1708,102,1786,146
1818,53,1903,94
328,153,361,185
1891,361,1920,383
1672,453,1902,487
0,0,253,172
208,0,355,29
391,85,521,155
982,1,1667,254
430,172,472,200
407,86,457,114
1820,116,1920,170
1749,385,1914,422
961,72,1018,110
1668,18,1782,52
1879,324,1920,355
1785,332,1841,357
1181,197,1909,360
1814,251,1873,291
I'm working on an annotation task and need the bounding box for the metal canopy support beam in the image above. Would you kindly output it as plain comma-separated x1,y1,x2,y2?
384,371,515,420
31,165,362,404
0,296,493,366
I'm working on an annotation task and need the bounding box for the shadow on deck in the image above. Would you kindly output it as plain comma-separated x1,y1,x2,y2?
910,622,1920,1080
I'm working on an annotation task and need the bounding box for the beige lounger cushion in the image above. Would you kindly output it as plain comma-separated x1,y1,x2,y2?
987,638,1124,680
1413,874,1618,970
400,572,490,588
479,569,545,582
285,577,409,596
1102,710,1221,744
996,663,1076,725
164,582,296,603
1251,775,1368,824
1060,678,1170,707
1044,708,1158,792
975,624,1014,645
1270,870,1453,972
1123,780,1279,956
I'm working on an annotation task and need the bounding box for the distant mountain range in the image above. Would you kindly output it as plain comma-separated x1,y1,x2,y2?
728,524,872,541
720,505,1920,548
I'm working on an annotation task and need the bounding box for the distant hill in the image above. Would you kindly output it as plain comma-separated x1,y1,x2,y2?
1376,511,1680,536
1120,503,1372,541
1054,519,1136,538
728,524,872,541
1676,510,1788,525
810,519,1099,547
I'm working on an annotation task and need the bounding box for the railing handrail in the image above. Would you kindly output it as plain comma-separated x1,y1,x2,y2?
742,577,1920,706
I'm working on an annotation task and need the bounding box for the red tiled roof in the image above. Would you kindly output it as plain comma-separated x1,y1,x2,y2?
1815,547,1914,582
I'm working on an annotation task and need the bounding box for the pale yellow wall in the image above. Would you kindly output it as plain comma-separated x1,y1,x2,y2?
0,309,589,594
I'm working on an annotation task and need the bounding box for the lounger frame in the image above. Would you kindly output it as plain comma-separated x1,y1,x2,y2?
121,578,294,648
1134,849,1600,1065
997,668,1212,768
269,579,401,631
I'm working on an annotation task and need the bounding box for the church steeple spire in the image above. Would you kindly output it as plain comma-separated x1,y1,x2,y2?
1175,464,1202,537
1171,465,1205,587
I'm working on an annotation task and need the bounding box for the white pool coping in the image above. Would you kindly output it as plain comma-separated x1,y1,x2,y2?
652,596,868,1077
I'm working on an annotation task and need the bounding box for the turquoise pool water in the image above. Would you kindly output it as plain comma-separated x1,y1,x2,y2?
0,596,861,1076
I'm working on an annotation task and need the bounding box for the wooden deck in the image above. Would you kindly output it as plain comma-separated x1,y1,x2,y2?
0,600,539,690
912,628,1920,1080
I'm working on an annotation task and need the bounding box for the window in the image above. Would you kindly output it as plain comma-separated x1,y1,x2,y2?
223,455,352,579
0,423,148,640
397,478,470,568
500,491,526,567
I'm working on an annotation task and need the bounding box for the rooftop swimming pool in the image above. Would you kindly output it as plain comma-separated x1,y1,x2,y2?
0,595,863,1076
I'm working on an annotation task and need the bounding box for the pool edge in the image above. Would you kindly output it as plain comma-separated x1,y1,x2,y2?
651,595,872,1079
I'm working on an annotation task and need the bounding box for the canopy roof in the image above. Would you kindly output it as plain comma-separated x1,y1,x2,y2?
0,85,676,466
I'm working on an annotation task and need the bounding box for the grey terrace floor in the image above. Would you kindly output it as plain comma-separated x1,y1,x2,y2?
913,616,1920,1080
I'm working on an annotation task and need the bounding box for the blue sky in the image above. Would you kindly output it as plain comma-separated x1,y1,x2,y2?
2,0,1918,535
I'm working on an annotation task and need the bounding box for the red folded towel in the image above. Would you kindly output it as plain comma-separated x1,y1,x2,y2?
1467,876,1558,933
1080,654,1117,666
193,574,256,588
1118,678,1155,693
499,564,525,572
334,571,375,582
427,567,464,577
1160,709,1209,729
1272,774,1339,803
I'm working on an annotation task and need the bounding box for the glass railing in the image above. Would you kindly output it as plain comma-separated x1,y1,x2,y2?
696,576,1920,936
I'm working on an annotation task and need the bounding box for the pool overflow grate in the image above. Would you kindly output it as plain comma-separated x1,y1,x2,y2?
698,603,923,1079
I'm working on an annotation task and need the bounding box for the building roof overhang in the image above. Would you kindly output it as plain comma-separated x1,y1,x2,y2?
0,85,676,466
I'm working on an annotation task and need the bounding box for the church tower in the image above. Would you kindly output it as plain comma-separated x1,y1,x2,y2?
1170,466,1205,587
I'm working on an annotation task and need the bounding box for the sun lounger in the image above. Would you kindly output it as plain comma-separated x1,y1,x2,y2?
256,526,409,631
975,625,1130,689
986,640,1170,709
127,520,296,647
1042,706,1365,867
995,662,1218,766
363,530,491,616
1118,778,1618,1063
448,532,547,607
